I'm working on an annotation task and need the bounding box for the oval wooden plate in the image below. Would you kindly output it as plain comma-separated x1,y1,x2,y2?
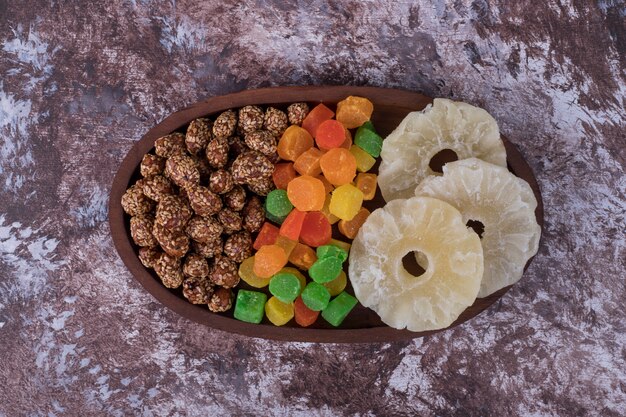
109,86,544,343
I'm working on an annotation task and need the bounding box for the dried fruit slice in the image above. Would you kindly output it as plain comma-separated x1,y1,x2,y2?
349,196,483,332
414,158,540,297
378,98,506,201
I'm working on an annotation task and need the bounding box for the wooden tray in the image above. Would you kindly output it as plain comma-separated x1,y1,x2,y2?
109,86,544,343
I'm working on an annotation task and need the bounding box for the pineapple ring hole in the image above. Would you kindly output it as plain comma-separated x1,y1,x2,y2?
466,219,485,239
429,149,458,173
401,251,429,278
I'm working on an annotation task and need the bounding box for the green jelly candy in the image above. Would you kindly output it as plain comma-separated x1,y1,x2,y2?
309,256,343,283
354,127,383,158
316,245,348,263
269,272,301,303
265,189,293,218
234,290,267,324
321,291,358,326
301,282,331,311
265,210,287,225
360,120,376,133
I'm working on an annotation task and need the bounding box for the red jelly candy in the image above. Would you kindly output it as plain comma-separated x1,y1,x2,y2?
279,209,306,241
253,222,280,250
294,296,320,327
300,211,332,247
301,104,334,138
272,163,297,190
316,119,347,150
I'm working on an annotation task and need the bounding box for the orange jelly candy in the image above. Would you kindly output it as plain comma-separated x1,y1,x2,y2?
340,127,352,149
293,147,324,176
316,119,347,150
336,96,373,129
277,126,313,161
287,175,326,211
355,173,377,200
272,163,297,190
253,244,288,278
294,296,320,327
279,209,306,241
319,148,357,186
338,207,370,239
302,103,335,138
253,222,280,250
321,194,340,224
288,242,318,270
316,175,334,194
300,211,332,247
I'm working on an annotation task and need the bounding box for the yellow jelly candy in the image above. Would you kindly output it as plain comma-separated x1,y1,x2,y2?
280,267,307,294
349,145,376,173
265,296,295,326
355,173,377,201
275,235,298,258
321,194,340,224
329,184,363,221
238,256,271,288
322,270,347,296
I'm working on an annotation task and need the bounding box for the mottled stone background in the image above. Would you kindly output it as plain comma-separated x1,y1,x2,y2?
0,0,624,415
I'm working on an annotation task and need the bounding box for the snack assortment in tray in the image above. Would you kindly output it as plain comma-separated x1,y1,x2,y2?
121,94,541,333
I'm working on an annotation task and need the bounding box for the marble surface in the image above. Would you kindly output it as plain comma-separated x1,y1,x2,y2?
1,1,624,415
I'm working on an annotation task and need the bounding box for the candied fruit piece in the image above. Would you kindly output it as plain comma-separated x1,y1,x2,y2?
340,127,352,149
300,211,332,247
269,272,301,303
279,267,307,292
354,124,383,157
272,163,297,190
320,194,340,225
329,184,363,221
277,125,314,161
253,222,279,250
328,238,351,253
293,147,324,177
316,175,334,194
234,290,267,324
279,209,306,241
274,235,297,258
338,207,370,239
286,175,326,212
309,256,343,283
321,291,358,326
302,103,334,138
265,296,294,326
349,145,376,173
315,119,346,150
322,270,347,296
319,148,357,186
336,96,373,129
294,296,319,327
301,282,331,311
238,256,272,288
288,243,318,270
265,189,294,219
253,244,288,278
316,245,348,262
355,173,377,200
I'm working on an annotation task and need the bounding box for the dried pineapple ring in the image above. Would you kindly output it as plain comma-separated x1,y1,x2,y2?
378,98,507,202
415,158,541,298
349,196,483,332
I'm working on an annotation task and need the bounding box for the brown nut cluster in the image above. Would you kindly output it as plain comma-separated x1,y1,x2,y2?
124,102,318,312
287,102,309,126
140,154,166,177
155,133,186,157
138,175,173,202
244,130,277,156
186,118,212,155
213,110,237,139
230,151,274,185
264,107,289,136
